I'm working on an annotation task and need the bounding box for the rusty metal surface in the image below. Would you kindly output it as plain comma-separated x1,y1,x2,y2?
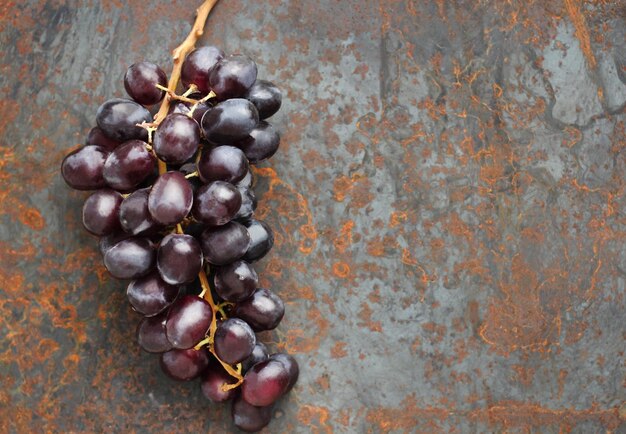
1,0,625,432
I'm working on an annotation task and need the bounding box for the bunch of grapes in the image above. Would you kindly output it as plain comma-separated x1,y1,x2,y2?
61,45,297,432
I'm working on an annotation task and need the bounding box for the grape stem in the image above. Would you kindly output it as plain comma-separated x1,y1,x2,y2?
152,0,244,389
152,0,219,173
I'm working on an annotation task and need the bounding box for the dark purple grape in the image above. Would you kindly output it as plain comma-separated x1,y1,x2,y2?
232,288,284,332
136,311,172,353
243,219,274,262
201,99,259,144
61,145,109,190
231,395,273,433
95,98,151,142
127,271,180,316
200,221,251,265
153,113,200,165
103,140,156,191
214,260,258,302
236,170,253,189
245,80,282,119
82,189,123,236
148,171,193,225
235,122,280,164
124,61,167,106
242,342,269,372
270,353,299,393
119,188,160,235
86,127,121,152
208,54,257,100
169,102,191,116
157,234,203,285
103,237,155,279
192,181,241,226
181,46,224,94
234,188,257,222
241,359,289,407
160,348,209,381
190,102,212,125
214,318,256,364
165,295,212,349
98,231,132,255
198,145,249,184
201,362,238,403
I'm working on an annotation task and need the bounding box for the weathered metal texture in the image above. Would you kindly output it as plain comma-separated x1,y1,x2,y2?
1,0,625,432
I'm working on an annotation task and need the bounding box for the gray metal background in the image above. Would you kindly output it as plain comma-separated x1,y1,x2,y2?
0,0,625,432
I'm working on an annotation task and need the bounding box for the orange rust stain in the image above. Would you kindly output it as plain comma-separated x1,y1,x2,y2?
282,306,329,353
563,0,597,70
17,206,45,231
389,211,408,228
333,220,354,253
401,248,429,284
358,302,382,333
297,405,332,434
512,365,535,387
332,262,350,278
330,341,348,359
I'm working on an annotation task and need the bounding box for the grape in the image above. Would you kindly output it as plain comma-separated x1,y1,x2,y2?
95,98,151,142
86,127,121,152
181,46,224,94
234,188,257,223
165,295,212,349
231,395,273,433
241,359,289,406
243,219,274,262
157,234,203,285
127,271,180,316
61,145,109,190
124,61,167,106
103,140,156,191
200,221,251,265
270,353,299,393
160,348,209,381
235,121,280,164
209,54,257,100
214,260,258,302
213,318,256,364
82,189,123,236
98,231,132,255
153,113,200,165
103,237,155,279
236,170,253,189
119,188,160,235
241,342,269,373
201,99,259,144
201,361,238,403
197,145,249,184
190,102,212,125
245,80,282,120
232,288,284,332
136,311,172,353
192,181,241,226
148,171,193,225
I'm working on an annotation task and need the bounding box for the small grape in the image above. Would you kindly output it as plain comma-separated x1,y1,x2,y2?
243,219,274,262
160,348,209,381
235,121,280,164
61,145,109,190
201,99,259,144
86,127,121,152
119,188,161,236
103,237,155,279
232,288,284,332
181,46,224,94
136,311,172,353
148,171,193,225
197,145,249,184
245,80,282,119
192,181,242,226
208,54,257,100
200,221,251,266
153,113,200,165
157,234,203,285
124,61,167,106
82,189,123,236
165,295,212,349
127,270,180,316
231,395,273,433
200,361,238,403
214,260,258,302
103,140,156,191
241,359,289,407
241,342,269,373
95,98,151,142
213,318,256,364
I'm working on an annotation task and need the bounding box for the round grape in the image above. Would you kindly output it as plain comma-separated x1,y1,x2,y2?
234,188,257,223
157,234,203,285
200,221,251,266
103,140,156,191
231,395,273,433
124,61,167,106
214,260,258,302
153,113,200,165
197,145,249,184
201,98,259,144
119,188,161,236
136,311,172,353
82,189,123,236
213,318,256,364
160,348,209,381
127,271,180,316
242,342,269,373
270,353,299,393
95,98,151,142
192,181,241,226
181,46,224,94
86,127,121,152
148,171,193,225
232,288,284,332
243,219,274,262
61,145,109,191
241,359,289,407
208,54,257,100
165,295,212,349
103,237,155,279
235,121,280,164
245,80,282,119
200,362,238,403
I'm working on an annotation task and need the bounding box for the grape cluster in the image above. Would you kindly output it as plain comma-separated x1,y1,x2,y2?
61,46,297,432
